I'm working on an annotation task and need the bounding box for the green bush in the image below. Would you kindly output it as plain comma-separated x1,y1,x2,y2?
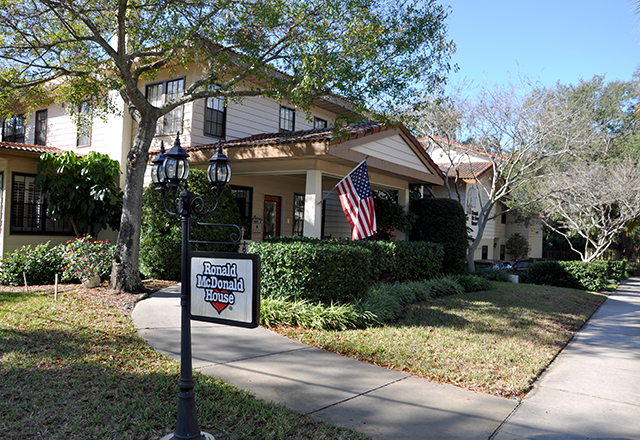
505,233,530,260
261,237,443,284
452,274,491,292
606,260,627,281
423,275,464,298
521,260,620,291
409,198,468,274
477,268,513,282
0,242,64,286
60,236,114,282
393,241,444,282
250,241,374,303
260,297,375,330
139,169,243,281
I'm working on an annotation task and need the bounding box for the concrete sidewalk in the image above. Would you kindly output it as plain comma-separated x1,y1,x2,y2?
132,279,640,440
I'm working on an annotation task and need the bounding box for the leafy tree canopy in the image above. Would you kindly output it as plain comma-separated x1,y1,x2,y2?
0,0,455,292
35,151,123,237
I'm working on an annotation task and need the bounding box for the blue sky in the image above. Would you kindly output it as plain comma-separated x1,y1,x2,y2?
442,0,640,90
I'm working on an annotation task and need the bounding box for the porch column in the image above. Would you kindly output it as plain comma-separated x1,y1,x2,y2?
304,169,323,238
395,187,411,241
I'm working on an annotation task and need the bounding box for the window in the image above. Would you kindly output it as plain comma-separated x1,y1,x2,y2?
10,173,74,234
204,93,226,138
293,193,305,236
501,212,507,224
230,186,253,223
35,109,47,146
2,115,25,143
146,78,185,136
313,117,327,129
481,245,488,260
76,100,92,147
279,106,295,132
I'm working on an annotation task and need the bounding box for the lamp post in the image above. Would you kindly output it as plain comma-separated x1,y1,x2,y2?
153,133,231,440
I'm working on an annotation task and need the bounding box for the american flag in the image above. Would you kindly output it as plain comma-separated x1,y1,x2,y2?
336,160,377,240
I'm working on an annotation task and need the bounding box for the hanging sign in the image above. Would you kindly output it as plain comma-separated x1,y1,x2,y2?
189,251,260,328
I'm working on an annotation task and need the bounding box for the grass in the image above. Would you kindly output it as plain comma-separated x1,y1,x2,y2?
0,289,367,440
275,281,607,398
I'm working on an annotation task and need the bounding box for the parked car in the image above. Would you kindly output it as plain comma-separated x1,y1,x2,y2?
490,261,513,270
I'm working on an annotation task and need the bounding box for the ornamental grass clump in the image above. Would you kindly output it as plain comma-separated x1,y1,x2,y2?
61,236,115,282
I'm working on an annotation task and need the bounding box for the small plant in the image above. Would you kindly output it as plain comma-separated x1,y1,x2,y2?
61,236,115,282
506,233,530,260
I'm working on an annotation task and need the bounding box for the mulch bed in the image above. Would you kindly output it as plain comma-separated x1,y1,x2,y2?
0,279,178,315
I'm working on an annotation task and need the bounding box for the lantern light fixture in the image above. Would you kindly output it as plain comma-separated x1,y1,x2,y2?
151,140,167,187
163,132,190,186
207,140,231,194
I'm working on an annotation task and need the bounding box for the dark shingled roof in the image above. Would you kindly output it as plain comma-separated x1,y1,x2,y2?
185,121,387,151
0,141,66,155
438,162,493,181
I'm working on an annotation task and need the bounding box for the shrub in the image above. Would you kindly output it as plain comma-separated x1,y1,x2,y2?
506,233,530,260
452,274,491,292
0,242,64,286
606,260,627,281
393,241,444,282
60,236,115,282
250,241,374,303
521,261,581,289
559,261,609,291
424,275,464,298
139,169,243,280
477,268,513,282
260,297,375,330
410,198,468,274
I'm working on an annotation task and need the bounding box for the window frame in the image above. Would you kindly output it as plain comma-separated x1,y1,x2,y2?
76,100,92,147
35,109,47,146
204,89,226,139
279,105,295,132
313,117,328,129
146,77,185,136
2,115,26,143
293,193,305,236
10,173,74,235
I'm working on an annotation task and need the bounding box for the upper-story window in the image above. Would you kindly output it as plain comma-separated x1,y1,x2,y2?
313,117,328,129
35,109,47,146
76,100,92,147
2,115,25,143
279,105,295,132
204,92,226,139
146,78,185,136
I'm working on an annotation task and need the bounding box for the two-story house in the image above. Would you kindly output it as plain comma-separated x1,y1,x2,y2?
0,65,445,257
421,136,542,262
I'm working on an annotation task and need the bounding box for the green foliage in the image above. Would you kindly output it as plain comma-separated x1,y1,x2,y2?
451,274,491,292
476,268,513,282
522,259,627,291
0,242,64,286
35,151,123,237
505,233,530,260
139,169,243,281
261,297,376,330
250,241,374,304
60,236,115,282
371,190,416,239
393,241,444,282
409,198,468,274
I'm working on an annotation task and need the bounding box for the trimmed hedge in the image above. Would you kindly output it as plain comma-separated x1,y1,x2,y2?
251,239,444,303
523,259,627,291
409,198,468,274
249,241,375,303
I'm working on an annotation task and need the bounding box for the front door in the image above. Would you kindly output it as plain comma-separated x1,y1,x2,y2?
263,195,281,239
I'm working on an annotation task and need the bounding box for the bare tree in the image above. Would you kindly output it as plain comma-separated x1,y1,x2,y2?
537,156,640,261
415,80,598,271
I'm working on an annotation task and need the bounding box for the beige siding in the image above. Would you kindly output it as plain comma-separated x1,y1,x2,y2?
351,134,432,174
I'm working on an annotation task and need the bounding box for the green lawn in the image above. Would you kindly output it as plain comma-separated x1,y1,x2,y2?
276,282,607,397
0,289,366,440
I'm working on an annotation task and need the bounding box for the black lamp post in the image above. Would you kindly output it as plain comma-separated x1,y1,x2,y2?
154,133,231,440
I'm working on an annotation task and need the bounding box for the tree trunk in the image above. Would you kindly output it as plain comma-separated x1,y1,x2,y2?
109,119,156,292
